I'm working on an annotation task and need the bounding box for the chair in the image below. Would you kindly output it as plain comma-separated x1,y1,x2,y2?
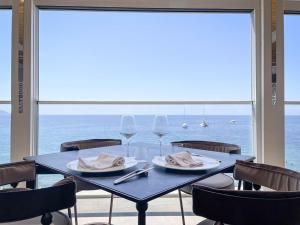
0,161,76,225
61,139,122,225
192,160,300,225
171,141,241,225
60,139,122,152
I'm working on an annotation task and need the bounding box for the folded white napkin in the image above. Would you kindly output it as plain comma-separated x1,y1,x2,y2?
165,151,203,168
78,153,125,170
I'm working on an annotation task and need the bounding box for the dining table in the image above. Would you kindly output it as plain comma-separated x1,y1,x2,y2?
24,142,255,225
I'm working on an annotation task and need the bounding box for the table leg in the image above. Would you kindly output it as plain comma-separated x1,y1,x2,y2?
26,165,37,189
136,202,148,225
243,159,254,190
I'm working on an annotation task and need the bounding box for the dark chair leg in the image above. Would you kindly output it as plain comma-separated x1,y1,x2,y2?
68,208,73,225
178,189,186,225
108,194,114,225
41,213,53,225
74,204,79,225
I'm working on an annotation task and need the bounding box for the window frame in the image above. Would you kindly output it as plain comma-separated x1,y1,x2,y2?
11,0,267,164
0,0,11,8
284,0,300,13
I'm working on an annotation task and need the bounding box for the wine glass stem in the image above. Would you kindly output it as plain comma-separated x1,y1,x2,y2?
159,139,162,156
127,140,130,157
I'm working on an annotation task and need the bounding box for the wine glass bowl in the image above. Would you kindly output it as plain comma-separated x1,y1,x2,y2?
120,115,136,157
153,115,169,156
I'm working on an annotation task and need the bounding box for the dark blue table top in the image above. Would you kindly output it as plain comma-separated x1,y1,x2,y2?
25,143,254,203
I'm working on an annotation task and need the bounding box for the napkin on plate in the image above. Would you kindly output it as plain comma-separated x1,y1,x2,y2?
78,153,125,170
165,151,203,168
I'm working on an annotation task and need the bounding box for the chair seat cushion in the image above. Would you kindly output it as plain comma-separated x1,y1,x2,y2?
0,212,71,225
182,173,234,194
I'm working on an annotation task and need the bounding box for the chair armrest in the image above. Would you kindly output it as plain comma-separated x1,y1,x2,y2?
234,160,300,191
192,186,300,225
0,161,36,186
60,139,122,152
0,177,76,223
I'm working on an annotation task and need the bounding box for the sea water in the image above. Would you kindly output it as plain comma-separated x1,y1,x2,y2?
1,114,300,186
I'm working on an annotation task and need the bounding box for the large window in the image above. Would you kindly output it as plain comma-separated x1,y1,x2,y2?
0,9,11,164
38,10,253,165
39,11,251,101
285,14,300,171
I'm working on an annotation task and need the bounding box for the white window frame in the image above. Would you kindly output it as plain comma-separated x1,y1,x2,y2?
13,0,286,167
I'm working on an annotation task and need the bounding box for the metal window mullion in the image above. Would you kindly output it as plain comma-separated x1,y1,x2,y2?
34,0,260,10
285,101,300,105
250,5,263,163
0,101,11,104
0,0,12,7
37,100,253,105
284,0,300,12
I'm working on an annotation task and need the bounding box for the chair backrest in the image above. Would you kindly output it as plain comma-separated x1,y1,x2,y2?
60,139,122,152
192,186,300,225
171,140,241,154
0,176,76,223
234,160,300,191
0,161,36,186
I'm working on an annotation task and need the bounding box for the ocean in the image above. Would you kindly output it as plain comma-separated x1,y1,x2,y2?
1,114,300,186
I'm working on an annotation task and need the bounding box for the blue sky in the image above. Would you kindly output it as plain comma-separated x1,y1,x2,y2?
39,11,252,102
0,10,299,115
284,15,300,100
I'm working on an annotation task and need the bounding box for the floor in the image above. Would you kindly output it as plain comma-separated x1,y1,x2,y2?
74,190,205,225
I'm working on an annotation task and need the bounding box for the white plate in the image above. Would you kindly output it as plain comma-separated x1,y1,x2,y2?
66,157,138,173
152,155,220,171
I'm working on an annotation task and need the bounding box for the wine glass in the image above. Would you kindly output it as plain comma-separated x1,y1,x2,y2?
153,115,168,156
120,115,136,157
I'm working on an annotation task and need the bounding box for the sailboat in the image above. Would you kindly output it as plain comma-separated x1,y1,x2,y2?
181,106,189,129
230,119,237,124
200,106,209,128
200,120,209,127
182,122,188,129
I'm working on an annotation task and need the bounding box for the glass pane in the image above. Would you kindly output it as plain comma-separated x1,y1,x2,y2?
285,15,300,100
0,104,11,164
285,14,300,171
39,11,252,101
0,10,12,100
285,105,300,171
